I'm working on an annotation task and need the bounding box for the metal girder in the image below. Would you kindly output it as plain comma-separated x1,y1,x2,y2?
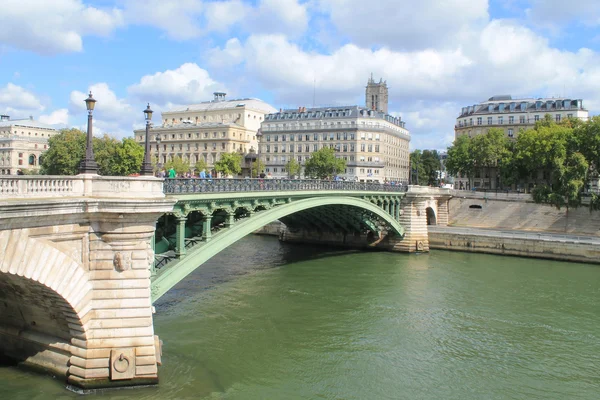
151,196,405,302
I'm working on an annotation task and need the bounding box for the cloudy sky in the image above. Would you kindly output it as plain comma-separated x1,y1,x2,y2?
0,0,599,149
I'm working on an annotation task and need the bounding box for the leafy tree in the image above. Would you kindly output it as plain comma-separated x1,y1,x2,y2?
251,159,265,178
214,152,242,177
285,158,301,178
164,156,190,176
304,147,346,179
194,158,208,174
40,128,86,175
410,150,441,185
470,128,509,187
445,134,474,187
40,128,145,176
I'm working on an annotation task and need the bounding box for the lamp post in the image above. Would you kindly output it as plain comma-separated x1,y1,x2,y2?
255,129,263,178
79,92,98,174
156,134,162,174
141,103,153,176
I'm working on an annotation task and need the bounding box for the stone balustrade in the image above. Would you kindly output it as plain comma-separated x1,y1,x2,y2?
0,175,165,199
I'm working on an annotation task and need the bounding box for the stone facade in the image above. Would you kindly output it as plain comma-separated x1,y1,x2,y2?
134,93,276,175
0,175,174,389
0,115,58,175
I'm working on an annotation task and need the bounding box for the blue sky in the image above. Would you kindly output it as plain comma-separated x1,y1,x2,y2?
0,0,599,149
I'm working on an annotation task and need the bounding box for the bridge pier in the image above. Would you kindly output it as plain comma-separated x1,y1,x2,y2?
0,175,174,389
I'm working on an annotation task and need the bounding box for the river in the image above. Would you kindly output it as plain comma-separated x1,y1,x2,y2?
1,235,599,399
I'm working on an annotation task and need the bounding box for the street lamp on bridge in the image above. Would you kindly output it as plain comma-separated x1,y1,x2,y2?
141,103,154,176
79,92,98,174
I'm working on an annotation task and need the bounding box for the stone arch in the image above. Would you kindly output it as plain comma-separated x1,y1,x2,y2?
0,230,92,378
426,207,437,225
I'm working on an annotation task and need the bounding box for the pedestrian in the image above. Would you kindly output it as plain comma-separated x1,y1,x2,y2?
259,171,266,179
168,167,176,178
200,169,206,179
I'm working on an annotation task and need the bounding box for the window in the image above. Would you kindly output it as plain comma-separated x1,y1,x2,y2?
266,135,271,142
204,132,209,138
375,145,380,152
297,145,302,152
509,116,514,124
519,116,526,124
212,143,217,150
221,143,226,150
534,115,540,122
361,144,365,151
350,144,355,152
498,116,503,124
343,144,348,152
305,145,310,152
477,117,482,125
487,117,492,125
213,132,217,138
274,145,278,153
204,143,208,150
555,114,561,122
368,144,373,152
266,145,271,153
314,133,318,141
221,132,226,138
508,129,514,138
567,114,573,119
305,134,310,141
281,144,286,153
313,144,318,151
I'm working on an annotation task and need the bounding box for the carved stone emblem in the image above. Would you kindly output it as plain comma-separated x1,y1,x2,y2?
113,251,132,272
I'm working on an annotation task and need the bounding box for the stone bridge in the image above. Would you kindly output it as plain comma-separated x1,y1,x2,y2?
0,175,450,389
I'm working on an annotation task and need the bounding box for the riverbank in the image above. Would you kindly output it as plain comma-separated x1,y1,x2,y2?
429,226,600,264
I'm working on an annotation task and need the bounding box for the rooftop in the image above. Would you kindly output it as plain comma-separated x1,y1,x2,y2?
0,117,58,131
459,96,586,117
164,98,277,115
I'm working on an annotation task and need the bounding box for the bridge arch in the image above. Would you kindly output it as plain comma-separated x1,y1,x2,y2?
0,231,92,377
152,196,404,302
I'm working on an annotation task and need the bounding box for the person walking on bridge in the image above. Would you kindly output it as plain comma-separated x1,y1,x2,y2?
168,167,176,179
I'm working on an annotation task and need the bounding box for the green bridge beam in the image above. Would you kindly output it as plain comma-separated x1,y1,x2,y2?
151,196,404,302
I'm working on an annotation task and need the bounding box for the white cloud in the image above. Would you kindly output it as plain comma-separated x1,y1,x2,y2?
128,63,224,106
123,0,204,40
318,0,488,51
248,0,309,37
204,0,249,33
208,38,245,68
0,0,123,54
0,83,44,113
70,83,136,138
39,109,69,126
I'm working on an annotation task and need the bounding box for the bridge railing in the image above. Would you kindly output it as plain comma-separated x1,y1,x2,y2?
163,178,409,194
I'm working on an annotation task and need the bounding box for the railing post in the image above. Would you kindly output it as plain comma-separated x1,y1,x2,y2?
175,216,187,258
202,215,213,242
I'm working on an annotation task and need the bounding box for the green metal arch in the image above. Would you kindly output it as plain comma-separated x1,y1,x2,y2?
151,196,404,302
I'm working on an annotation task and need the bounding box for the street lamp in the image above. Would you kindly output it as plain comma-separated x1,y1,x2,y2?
79,92,98,174
140,103,153,176
156,134,162,173
255,128,263,178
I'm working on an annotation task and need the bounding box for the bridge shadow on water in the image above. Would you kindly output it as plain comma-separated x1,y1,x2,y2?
154,234,373,312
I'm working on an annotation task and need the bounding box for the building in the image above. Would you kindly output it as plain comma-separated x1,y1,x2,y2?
259,77,410,182
454,95,589,190
366,74,389,114
0,115,59,175
134,93,276,174
455,95,588,139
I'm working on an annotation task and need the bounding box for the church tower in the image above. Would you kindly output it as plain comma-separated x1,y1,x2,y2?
365,74,389,114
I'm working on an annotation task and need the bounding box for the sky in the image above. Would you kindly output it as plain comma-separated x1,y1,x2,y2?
0,0,599,150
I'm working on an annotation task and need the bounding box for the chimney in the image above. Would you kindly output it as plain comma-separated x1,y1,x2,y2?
213,92,227,102
0,115,9,121
279,108,282,113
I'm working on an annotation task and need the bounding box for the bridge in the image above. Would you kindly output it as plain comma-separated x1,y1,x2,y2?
0,175,450,389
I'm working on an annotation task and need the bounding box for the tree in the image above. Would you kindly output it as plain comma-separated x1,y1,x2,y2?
194,158,208,174
410,150,441,186
40,128,145,176
250,159,265,178
445,134,474,187
285,158,301,178
470,128,510,188
304,147,346,179
164,156,190,176
214,152,242,177
40,128,86,175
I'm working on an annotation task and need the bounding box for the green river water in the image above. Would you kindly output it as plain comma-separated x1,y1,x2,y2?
1,235,599,399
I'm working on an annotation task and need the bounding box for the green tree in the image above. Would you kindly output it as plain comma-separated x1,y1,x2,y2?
251,159,265,178
470,128,510,188
214,152,242,177
285,158,301,178
40,128,145,176
40,128,86,175
164,156,190,176
445,134,474,187
410,150,441,186
304,147,346,179
194,158,208,174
